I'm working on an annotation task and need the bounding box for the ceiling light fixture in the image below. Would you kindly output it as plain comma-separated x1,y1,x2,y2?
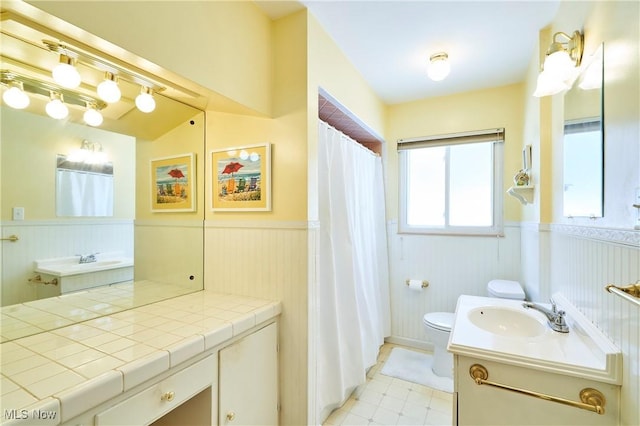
135,86,156,113
2,80,30,109
45,92,69,120
427,52,450,82
52,54,81,89
533,30,584,97
83,103,104,127
96,71,121,103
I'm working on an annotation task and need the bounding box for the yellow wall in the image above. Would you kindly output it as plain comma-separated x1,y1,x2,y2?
28,0,273,115
385,84,526,222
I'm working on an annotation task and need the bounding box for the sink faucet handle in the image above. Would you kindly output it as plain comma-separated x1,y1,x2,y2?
549,298,557,313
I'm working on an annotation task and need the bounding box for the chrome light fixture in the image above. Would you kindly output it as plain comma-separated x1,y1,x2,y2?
68,139,108,164
2,80,30,109
96,71,121,103
52,54,81,89
533,30,584,97
135,86,156,113
45,92,69,119
427,52,450,82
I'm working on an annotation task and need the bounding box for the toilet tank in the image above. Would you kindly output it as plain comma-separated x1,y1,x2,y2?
487,279,525,300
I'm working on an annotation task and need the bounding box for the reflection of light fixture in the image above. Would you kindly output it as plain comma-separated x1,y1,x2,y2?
52,54,81,88
2,80,30,109
45,92,69,119
1,70,107,124
135,86,156,113
533,30,584,97
427,52,450,81
68,139,108,164
83,103,103,126
96,71,121,103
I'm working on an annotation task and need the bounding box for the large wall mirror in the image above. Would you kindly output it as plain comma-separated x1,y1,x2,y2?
1,7,206,341
563,44,604,218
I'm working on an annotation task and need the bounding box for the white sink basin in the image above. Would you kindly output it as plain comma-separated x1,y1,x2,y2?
448,294,622,385
467,306,546,337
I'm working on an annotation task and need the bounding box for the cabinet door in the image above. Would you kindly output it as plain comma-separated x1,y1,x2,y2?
219,322,278,425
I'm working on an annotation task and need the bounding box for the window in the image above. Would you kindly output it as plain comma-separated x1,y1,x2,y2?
398,128,504,235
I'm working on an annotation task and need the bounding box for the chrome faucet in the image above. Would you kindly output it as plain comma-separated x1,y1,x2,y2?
522,299,569,333
79,253,97,264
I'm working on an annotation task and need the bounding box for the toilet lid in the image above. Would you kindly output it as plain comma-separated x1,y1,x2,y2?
423,312,455,332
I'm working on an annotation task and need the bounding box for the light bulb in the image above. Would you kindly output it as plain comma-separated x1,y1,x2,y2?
2,82,30,109
97,72,121,103
45,92,69,119
427,53,450,82
83,104,103,126
52,54,81,89
135,86,156,113
533,69,569,97
543,50,574,81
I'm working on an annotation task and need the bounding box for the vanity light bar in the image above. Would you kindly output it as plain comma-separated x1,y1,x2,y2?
1,69,106,110
42,39,166,93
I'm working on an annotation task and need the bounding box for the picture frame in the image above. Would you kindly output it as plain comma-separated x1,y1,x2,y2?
211,143,271,211
150,153,196,212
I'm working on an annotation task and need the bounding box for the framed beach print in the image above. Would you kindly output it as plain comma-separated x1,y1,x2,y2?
151,153,196,212
211,143,271,211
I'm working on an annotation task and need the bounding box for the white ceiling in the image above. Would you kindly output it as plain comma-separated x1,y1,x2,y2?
256,0,560,105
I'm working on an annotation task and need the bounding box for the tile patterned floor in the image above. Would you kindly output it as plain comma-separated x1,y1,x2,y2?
323,344,454,426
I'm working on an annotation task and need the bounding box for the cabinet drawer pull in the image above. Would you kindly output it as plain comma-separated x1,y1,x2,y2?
160,391,175,402
226,411,235,421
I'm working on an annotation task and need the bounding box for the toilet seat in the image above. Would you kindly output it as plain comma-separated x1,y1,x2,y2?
423,312,455,332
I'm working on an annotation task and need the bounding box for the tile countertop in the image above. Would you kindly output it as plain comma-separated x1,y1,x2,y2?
0,291,281,425
448,294,622,386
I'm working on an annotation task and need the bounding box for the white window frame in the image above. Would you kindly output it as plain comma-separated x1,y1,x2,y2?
398,128,504,236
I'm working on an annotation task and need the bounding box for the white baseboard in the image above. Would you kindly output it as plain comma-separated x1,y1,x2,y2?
384,336,433,352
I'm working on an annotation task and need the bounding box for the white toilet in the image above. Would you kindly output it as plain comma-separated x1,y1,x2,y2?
422,279,525,378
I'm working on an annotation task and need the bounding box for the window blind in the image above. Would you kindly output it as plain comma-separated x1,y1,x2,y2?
397,128,505,150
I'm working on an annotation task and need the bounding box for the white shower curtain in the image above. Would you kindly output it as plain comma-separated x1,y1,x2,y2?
316,120,391,422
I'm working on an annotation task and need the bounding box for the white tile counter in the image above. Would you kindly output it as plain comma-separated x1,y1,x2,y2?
0,291,281,425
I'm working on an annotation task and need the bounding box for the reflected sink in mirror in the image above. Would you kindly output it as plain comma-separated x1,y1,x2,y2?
467,306,546,337
34,253,134,277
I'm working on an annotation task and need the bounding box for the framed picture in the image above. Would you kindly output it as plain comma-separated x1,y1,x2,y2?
211,143,271,211
150,153,196,212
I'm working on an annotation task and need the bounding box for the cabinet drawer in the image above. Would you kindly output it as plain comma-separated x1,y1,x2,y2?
95,355,216,426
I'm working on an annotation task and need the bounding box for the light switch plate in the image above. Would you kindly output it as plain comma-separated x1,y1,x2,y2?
12,207,24,221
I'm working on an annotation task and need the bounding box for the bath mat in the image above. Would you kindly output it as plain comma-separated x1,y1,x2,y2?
380,347,453,393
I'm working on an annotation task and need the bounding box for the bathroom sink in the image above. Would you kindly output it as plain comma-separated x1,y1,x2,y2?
467,306,546,337
34,253,134,277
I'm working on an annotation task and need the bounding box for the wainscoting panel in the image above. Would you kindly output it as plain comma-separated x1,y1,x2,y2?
386,222,521,346
548,226,639,426
204,221,309,426
1,220,133,306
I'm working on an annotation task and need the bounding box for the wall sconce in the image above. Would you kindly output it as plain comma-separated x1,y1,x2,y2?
68,139,108,164
427,52,450,81
533,30,584,97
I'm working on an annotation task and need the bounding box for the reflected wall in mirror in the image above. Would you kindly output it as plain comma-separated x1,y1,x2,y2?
563,43,604,218
0,7,206,342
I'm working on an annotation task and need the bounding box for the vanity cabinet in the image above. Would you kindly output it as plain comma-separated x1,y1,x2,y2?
219,322,279,425
454,356,620,426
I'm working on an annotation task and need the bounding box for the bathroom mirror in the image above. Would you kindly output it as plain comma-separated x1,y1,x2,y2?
0,8,206,341
563,44,604,218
